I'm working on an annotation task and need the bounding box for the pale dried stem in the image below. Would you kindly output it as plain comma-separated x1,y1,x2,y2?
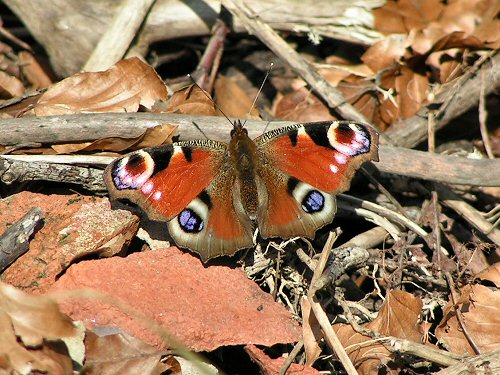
83,0,157,72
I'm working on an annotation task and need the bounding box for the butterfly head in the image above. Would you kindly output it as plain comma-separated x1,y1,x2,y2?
230,119,248,139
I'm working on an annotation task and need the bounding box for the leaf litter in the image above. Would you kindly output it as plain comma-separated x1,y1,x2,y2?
0,0,499,373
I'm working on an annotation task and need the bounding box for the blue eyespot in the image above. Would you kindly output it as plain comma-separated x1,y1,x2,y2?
178,209,204,233
302,191,324,213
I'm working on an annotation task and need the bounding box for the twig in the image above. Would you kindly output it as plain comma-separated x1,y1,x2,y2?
306,231,358,375
222,0,369,123
0,157,105,192
2,113,499,186
338,195,450,257
427,111,443,272
0,207,43,273
433,183,500,245
83,0,157,71
478,66,494,159
278,339,304,375
435,349,500,374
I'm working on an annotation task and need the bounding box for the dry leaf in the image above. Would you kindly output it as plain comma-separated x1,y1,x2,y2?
51,124,177,154
394,66,428,119
166,84,216,116
0,282,76,374
273,87,335,123
368,290,423,342
333,323,395,375
33,57,167,116
333,290,423,374
83,330,178,375
0,70,24,98
475,263,500,287
436,284,500,355
362,34,409,72
214,75,260,119
18,51,52,89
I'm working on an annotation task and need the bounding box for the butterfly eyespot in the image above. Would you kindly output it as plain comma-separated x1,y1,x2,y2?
301,190,325,213
127,153,144,167
178,208,205,233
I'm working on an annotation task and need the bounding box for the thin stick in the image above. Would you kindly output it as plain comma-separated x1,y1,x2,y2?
478,66,494,159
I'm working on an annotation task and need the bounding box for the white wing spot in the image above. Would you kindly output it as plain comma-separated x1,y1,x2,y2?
329,164,339,173
334,153,348,164
142,181,154,195
153,191,162,200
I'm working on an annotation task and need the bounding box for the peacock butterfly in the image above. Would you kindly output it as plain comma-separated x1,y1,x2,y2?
104,120,379,261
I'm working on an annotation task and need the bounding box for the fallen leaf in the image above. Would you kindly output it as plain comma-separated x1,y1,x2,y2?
333,290,423,374
33,57,167,116
436,284,500,355
0,70,24,98
18,51,52,89
83,330,177,375
0,282,77,346
51,124,177,154
273,87,335,123
368,290,423,341
245,344,320,375
165,84,216,116
475,263,500,287
362,34,409,72
0,282,76,374
214,75,260,119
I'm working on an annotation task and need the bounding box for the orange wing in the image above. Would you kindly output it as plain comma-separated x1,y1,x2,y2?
254,121,378,239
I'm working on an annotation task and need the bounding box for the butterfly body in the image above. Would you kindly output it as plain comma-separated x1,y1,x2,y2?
104,120,379,261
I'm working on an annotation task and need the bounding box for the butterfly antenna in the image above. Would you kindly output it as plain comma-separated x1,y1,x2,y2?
187,74,236,128
243,62,273,127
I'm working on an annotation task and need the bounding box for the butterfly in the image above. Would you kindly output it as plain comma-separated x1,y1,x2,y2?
104,120,379,261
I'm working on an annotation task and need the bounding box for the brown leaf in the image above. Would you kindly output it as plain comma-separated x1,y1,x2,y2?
394,66,428,118
0,282,77,347
333,290,423,374
475,263,500,287
436,284,500,355
273,87,335,123
83,331,177,375
0,282,76,374
33,57,167,116
0,70,25,98
18,51,52,89
245,344,320,375
368,290,423,341
362,35,409,72
333,323,394,375
51,124,177,154
165,85,216,116
214,75,260,119
373,0,444,34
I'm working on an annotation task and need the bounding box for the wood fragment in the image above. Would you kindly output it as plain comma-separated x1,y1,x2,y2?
0,157,104,192
0,207,43,273
83,0,157,72
1,114,499,186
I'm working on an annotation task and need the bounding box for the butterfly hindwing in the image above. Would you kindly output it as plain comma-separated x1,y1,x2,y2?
254,121,378,239
104,140,254,260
